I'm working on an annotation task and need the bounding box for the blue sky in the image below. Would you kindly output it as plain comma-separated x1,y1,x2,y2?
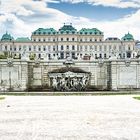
0,0,140,39
48,2,138,21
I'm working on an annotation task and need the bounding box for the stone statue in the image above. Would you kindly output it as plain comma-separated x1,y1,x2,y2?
52,77,57,90
21,48,29,60
43,53,48,61
109,49,118,60
82,76,88,87
53,55,58,60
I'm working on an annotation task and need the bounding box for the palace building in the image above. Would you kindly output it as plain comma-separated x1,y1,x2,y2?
0,24,137,60
0,24,140,92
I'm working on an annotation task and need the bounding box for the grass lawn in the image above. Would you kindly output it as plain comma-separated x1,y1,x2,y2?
133,97,140,100
0,97,5,100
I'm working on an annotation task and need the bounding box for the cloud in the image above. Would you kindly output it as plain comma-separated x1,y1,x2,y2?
61,0,140,8
0,0,140,40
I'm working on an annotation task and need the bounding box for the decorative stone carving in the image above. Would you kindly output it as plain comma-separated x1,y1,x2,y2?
7,58,13,67
21,47,29,61
125,59,131,67
98,59,104,67
49,71,90,91
34,58,40,67
63,56,74,67
43,53,48,61
109,49,118,60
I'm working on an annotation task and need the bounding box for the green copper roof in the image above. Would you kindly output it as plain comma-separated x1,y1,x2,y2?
1,32,14,41
79,28,103,35
122,32,134,41
59,24,77,34
16,37,30,42
32,28,57,35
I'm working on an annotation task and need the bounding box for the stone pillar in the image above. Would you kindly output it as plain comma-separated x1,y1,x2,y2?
111,61,118,90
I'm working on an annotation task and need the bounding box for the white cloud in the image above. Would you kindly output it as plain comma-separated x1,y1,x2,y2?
0,0,140,40
61,0,140,8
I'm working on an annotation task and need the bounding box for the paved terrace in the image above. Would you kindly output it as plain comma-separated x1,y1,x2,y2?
0,95,140,140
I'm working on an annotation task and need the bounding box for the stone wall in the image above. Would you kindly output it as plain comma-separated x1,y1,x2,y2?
111,60,140,90
1,59,140,91
0,60,28,91
27,60,108,90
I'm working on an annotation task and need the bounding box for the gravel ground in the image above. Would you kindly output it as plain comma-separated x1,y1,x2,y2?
0,95,140,140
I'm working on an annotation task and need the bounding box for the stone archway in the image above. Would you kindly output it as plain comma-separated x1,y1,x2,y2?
48,67,90,91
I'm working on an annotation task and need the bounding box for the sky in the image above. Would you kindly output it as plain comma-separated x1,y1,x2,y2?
0,0,140,40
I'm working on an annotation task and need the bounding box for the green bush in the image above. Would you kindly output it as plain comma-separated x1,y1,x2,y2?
0,55,7,59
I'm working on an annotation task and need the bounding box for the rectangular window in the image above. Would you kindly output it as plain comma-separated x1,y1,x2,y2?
14,46,16,51
85,46,87,51
29,47,31,51
19,46,21,51
38,47,41,51
53,46,55,51
77,46,79,51
109,45,111,51
67,45,69,50
34,46,36,51
43,46,46,51
104,45,106,51
48,46,50,51
80,46,82,51
72,45,75,50
61,45,63,50
99,46,102,51
95,46,97,51
5,46,7,51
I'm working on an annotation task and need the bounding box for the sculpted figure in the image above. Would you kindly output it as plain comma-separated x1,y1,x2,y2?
52,77,58,90
82,76,89,87
60,75,66,91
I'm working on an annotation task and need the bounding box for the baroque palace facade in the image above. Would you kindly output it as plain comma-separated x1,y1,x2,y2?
0,24,137,60
0,24,140,92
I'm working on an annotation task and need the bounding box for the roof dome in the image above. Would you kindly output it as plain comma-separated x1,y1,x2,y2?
122,32,134,41
1,32,14,41
59,24,77,34
79,28,103,35
32,28,57,35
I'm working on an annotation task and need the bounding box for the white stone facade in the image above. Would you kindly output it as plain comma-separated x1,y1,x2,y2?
0,24,139,91
0,24,137,61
